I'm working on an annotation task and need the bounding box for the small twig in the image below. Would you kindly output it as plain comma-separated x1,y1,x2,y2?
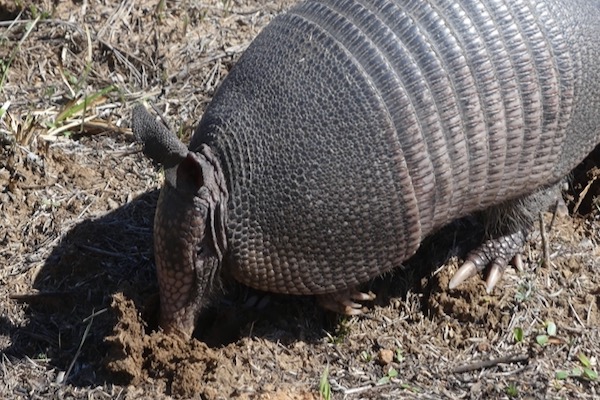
25,355,42,368
568,299,586,328
63,309,96,383
492,365,529,377
539,212,550,268
451,354,529,374
79,25,93,134
149,103,174,132
547,199,560,232
573,173,598,214
343,385,375,395
0,19,84,36
76,243,127,258
19,179,58,190
82,308,107,323
46,114,98,137
561,325,585,334
98,39,152,69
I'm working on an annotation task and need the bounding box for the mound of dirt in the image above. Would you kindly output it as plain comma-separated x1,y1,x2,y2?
105,293,319,399
106,293,225,398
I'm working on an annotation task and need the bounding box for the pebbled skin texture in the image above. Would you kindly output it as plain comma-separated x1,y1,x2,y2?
190,0,600,295
135,0,600,337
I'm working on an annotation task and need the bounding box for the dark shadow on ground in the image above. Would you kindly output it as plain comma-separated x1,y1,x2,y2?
3,190,160,386
2,184,469,388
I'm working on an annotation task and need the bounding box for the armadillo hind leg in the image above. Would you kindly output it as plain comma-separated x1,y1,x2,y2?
317,289,376,316
449,183,564,292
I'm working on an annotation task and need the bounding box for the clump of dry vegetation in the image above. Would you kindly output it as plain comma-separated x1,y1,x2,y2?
1,1,599,399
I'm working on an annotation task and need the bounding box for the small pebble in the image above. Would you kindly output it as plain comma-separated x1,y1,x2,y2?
477,341,490,352
378,349,394,365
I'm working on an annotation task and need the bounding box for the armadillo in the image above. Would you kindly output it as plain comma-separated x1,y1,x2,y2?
133,0,600,338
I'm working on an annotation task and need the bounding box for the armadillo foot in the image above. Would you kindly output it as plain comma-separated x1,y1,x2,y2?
449,230,527,293
317,289,376,315
449,184,564,292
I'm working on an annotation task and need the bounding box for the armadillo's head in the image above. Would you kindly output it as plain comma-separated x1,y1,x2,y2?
132,105,228,339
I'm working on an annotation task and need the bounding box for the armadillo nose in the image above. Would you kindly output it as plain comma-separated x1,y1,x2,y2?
161,321,195,340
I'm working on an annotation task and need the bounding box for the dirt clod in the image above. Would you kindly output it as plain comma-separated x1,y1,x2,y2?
378,349,394,366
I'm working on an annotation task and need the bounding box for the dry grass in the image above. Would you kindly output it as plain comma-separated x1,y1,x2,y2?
1,1,599,399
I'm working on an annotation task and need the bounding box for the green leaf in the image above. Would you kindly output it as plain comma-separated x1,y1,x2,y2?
546,321,557,336
583,368,598,381
319,367,331,400
513,327,524,342
395,348,405,362
55,85,117,123
536,335,549,346
399,383,419,392
377,376,390,385
555,370,569,380
505,383,518,397
360,350,372,362
578,353,591,368
377,367,398,385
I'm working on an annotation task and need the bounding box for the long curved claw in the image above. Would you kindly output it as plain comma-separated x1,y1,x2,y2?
448,261,477,289
317,289,376,315
512,254,524,273
349,290,376,302
485,262,504,293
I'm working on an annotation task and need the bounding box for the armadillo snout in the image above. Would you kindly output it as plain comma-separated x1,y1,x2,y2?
152,185,203,337
153,150,229,338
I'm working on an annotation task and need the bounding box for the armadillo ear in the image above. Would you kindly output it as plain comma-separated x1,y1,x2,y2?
132,105,188,168
165,153,203,193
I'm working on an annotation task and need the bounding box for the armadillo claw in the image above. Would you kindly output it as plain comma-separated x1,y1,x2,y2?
512,254,524,273
448,261,477,289
485,254,524,292
485,262,504,293
317,289,376,316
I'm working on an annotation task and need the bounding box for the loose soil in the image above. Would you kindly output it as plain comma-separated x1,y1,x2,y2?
1,1,599,399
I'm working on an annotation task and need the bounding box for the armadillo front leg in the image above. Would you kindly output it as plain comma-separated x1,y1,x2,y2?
450,184,563,292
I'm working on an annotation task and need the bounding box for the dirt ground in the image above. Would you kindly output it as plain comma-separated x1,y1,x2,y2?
1,1,599,399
